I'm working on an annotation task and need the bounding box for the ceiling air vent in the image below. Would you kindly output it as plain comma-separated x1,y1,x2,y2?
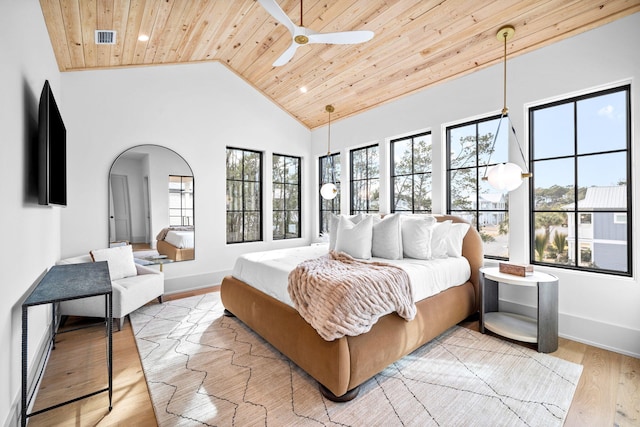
95,30,116,45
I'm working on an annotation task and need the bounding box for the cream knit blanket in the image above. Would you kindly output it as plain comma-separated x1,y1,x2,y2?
288,251,415,341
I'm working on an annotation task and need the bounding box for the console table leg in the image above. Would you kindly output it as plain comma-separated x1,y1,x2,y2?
21,307,27,427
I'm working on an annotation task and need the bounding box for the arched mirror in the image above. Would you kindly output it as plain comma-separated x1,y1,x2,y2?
109,145,194,263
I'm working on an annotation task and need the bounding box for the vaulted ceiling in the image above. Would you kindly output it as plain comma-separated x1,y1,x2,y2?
39,0,639,129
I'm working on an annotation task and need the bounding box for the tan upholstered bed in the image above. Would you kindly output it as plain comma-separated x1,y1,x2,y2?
156,227,195,261
156,239,194,261
220,215,483,401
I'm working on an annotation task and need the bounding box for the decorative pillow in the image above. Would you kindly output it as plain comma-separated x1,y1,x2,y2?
401,216,436,259
431,220,452,258
335,215,373,259
371,214,403,259
90,245,137,280
447,222,470,257
329,214,362,250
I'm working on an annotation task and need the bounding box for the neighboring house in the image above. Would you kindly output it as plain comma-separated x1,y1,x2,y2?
564,186,627,271
462,193,507,226
478,193,507,226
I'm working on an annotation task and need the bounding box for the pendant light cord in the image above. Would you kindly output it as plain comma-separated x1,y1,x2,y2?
325,105,335,184
483,26,530,180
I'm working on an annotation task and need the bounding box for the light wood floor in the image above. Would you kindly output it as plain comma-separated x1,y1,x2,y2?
28,287,639,427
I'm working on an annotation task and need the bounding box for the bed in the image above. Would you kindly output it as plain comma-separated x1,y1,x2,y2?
220,215,483,401
156,227,195,261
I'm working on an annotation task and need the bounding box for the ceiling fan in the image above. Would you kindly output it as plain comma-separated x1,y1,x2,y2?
258,0,374,66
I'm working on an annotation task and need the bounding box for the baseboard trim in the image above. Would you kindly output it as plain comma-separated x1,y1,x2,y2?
500,299,640,358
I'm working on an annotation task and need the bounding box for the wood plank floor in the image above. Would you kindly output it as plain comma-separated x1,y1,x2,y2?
28,286,639,426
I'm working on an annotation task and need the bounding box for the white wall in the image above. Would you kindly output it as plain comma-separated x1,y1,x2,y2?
310,13,640,357
0,0,63,425
60,62,311,292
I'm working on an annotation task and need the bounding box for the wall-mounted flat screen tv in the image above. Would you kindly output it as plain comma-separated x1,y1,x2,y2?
38,80,67,206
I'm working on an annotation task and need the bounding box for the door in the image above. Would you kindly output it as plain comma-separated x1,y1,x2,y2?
111,174,132,243
143,176,152,245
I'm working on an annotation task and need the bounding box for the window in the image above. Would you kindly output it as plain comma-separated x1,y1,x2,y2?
226,148,262,243
391,132,432,213
319,153,340,234
273,154,301,240
446,115,510,258
168,175,194,226
350,144,379,214
530,85,631,275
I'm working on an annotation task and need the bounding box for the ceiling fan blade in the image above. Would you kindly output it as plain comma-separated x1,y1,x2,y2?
258,0,295,35
272,42,299,66
308,30,374,45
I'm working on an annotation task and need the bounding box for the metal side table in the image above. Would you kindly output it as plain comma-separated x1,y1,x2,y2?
21,261,113,426
480,266,559,353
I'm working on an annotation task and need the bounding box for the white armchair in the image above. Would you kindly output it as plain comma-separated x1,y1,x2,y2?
57,247,164,330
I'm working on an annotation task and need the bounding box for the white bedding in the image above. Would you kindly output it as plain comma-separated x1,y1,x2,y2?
231,244,471,308
163,230,194,249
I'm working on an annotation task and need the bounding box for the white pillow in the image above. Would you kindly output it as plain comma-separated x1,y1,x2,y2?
335,215,373,259
401,216,435,259
447,222,470,257
90,245,137,280
329,214,362,250
431,220,452,258
371,214,403,259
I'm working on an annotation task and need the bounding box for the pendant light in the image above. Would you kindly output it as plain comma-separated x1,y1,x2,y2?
320,105,338,200
482,25,532,192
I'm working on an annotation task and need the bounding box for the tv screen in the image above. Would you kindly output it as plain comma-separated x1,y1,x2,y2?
38,80,67,206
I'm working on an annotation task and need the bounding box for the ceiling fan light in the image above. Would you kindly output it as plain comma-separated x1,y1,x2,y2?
487,162,525,192
320,183,338,200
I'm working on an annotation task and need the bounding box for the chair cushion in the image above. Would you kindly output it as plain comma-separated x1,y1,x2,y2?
90,245,137,280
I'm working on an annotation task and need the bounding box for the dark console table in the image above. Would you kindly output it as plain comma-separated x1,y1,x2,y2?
21,261,113,426
480,267,559,353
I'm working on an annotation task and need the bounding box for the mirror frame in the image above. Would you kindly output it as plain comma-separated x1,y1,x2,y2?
108,144,194,262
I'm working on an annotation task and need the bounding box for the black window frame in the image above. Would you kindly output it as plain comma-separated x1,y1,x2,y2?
390,131,432,214
528,84,632,276
272,153,301,240
350,143,379,214
226,147,263,244
319,152,340,235
446,114,510,260
168,175,194,227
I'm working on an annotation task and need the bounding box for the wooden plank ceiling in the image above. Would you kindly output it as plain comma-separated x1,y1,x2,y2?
39,0,639,129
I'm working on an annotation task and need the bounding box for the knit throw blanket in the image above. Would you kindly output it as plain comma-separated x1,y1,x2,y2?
288,251,416,341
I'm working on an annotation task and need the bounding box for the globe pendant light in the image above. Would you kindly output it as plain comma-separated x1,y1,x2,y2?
482,25,532,192
320,105,338,200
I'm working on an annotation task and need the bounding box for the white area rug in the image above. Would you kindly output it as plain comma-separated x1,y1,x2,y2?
130,293,582,426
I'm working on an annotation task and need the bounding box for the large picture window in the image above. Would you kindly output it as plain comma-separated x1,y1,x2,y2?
226,147,262,243
319,153,340,234
350,144,379,214
272,154,301,240
530,85,631,275
447,115,509,259
391,132,432,213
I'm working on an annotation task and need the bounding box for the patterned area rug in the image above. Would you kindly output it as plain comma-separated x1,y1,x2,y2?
129,292,582,426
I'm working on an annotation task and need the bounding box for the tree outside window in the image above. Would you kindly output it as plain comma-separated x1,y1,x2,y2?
391,132,432,213
226,147,262,243
319,153,340,234
530,85,631,275
273,154,301,240
350,144,379,214
447,115,509,259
